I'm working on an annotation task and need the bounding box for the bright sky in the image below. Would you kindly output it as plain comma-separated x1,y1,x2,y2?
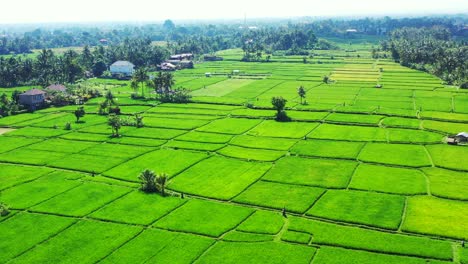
1,0,466,24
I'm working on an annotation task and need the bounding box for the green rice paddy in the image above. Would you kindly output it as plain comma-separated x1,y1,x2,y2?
0,42,467,263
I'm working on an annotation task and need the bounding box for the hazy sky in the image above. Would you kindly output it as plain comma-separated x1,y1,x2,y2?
1,0,467,24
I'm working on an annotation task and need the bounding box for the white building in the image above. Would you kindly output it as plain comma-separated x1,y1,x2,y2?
110,61,135,77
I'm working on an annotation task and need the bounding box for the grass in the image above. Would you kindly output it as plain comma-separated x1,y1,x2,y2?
388,128,443,144
10,220,142,264
263,156,357,188
4,126,70,138
0,213,77,263
289,216,453,260
223,231,274,242
0,136,43,153
308,124,387,142
281,230,311,244
169,156,271,200
91,191,186,225
197,241,316,264
312,246,431,264
47,153,127,173
218,145,285,161
229,135,298,150
0,148,69,166
0,164,53,190
290,139,364,159
101,228,214,264
234,180,325,213
422,167,468,200
31,182,131,216
307,190,405,230
426,145,468,171
154,199,254,237
164,140,225,151
176,131,233,143
402,196,468,240
27,138,98,153
103,148,207,181
349,164,427,195
197,117,262,134
237,210,284,235
248,120,319,138
0,175,82,209
358,143,432,167
1,46,467,263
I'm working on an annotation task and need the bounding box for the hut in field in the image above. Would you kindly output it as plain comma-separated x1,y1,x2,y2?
447,132,468,145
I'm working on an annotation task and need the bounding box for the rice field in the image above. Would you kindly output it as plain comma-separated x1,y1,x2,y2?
0,40,467,263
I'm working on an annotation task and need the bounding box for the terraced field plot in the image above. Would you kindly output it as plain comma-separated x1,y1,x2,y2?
1,42,467,264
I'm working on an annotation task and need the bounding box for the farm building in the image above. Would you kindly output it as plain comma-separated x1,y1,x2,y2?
447,132,468,145
346,29,358,33
110,61,135,77
46,84,67,93
158,62,177,71
19,89,46,110
99,39,108,45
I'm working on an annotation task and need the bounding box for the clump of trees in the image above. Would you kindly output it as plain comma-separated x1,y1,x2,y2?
383,26,467,86
272,96,290,122
108,114,121,137
0,39,169,88
138,169,168,196
0,93,20,117
74,106,85,123
150,72,192,103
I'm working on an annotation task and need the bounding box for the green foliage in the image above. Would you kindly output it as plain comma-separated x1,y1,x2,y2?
139,169,157,193
271,96,290,121
297,85,306,104
74,106,85,122
64,121,72,130
107,113,121,137
0,203,9,216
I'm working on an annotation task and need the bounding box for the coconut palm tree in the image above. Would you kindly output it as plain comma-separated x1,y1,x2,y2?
139,169,157,193
156,173,168,196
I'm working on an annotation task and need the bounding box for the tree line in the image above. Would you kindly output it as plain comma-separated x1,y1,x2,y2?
382,26,467,86
0,38,169,87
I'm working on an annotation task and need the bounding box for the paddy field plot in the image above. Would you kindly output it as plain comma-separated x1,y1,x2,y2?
1,43,467,263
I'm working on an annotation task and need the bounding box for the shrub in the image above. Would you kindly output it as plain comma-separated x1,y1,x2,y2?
139,169,157,193
0,203,9,216
64,122,72,130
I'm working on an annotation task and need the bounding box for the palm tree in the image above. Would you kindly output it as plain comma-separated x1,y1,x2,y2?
297,86,306,105
139,169,157,193
134,68,148,97
163,73,175,93
156,173,168,196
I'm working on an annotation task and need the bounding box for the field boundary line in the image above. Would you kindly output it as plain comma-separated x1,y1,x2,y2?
302,190,327,216
93,227,146,264
397,197,408,232
7,217,80,262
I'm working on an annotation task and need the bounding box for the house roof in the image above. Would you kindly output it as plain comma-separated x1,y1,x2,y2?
22,89,46,95
456,132,468,138
46,84,67,92
111,61,135,67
